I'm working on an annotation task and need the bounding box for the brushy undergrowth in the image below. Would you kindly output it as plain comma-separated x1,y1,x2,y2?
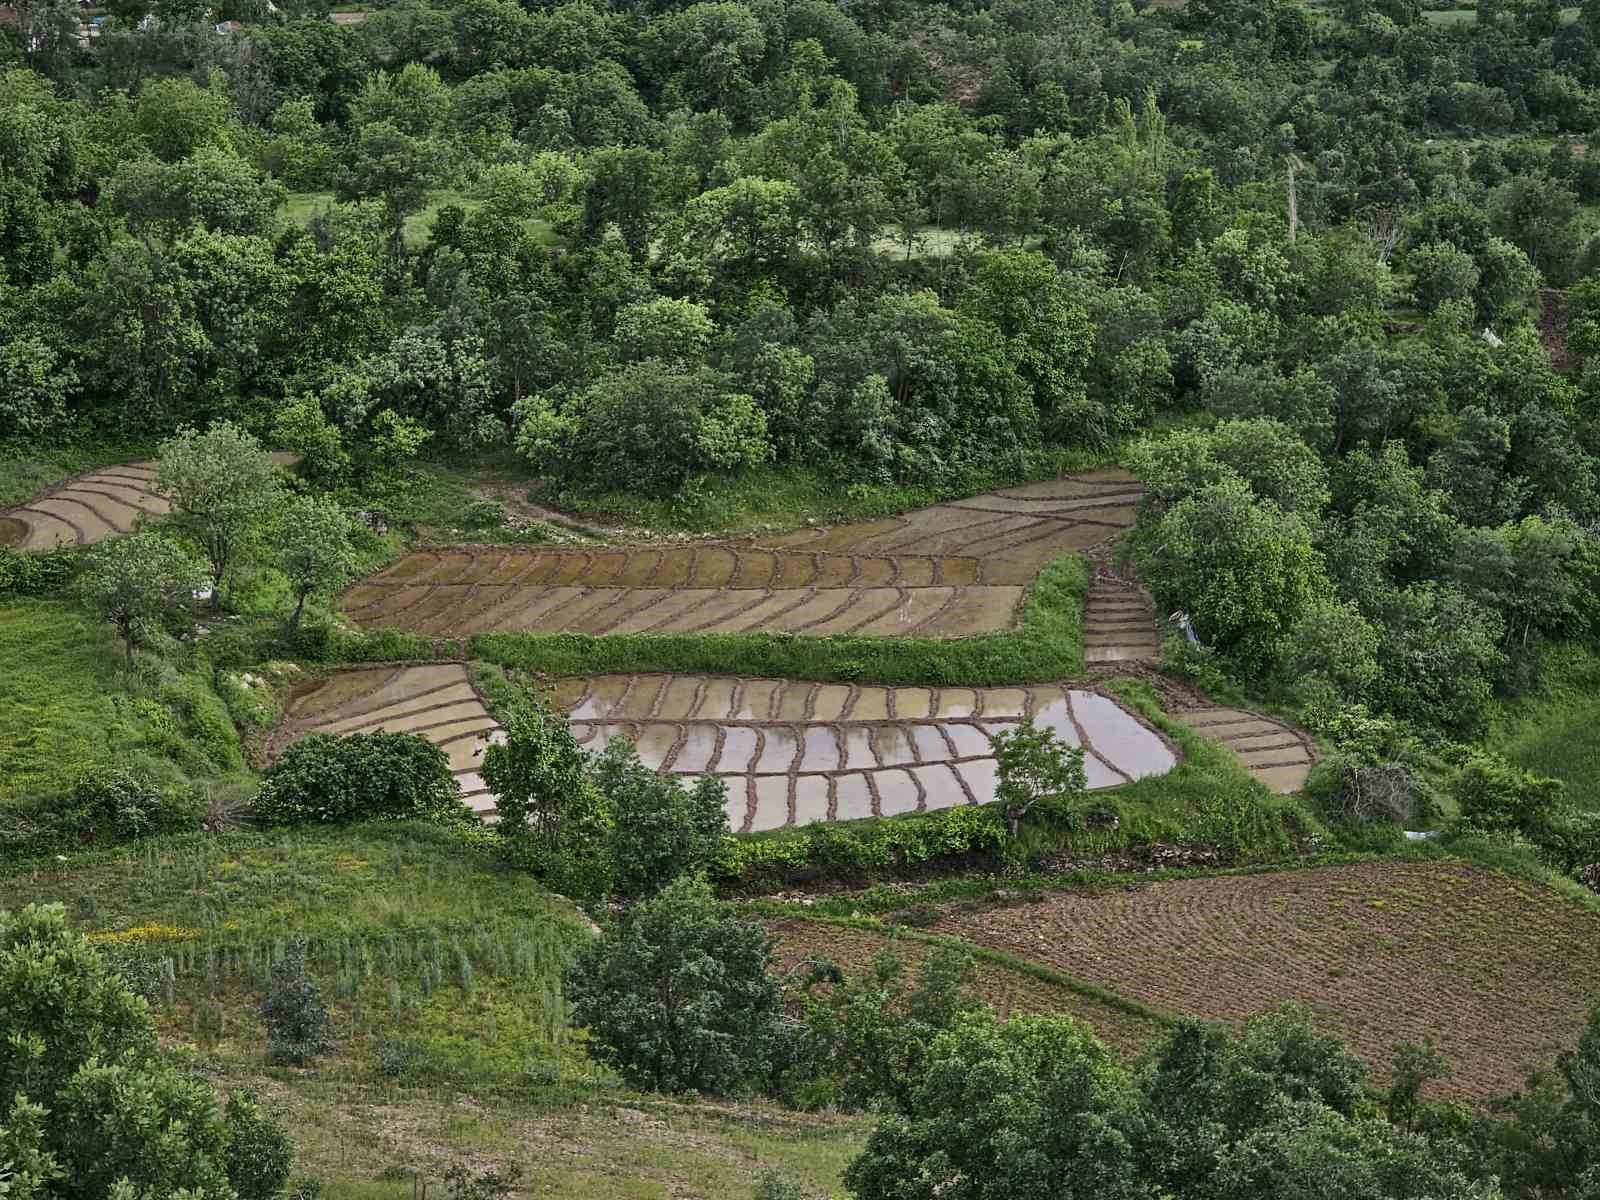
0,597,257,838
1490,641,1600,814
3,822,593,1093
554,448,1108,535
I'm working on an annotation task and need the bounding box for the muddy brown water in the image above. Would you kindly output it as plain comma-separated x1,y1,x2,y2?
273,665,1180,827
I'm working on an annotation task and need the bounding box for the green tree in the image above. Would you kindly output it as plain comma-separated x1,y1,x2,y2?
844,1011,1140,1200
989,720,1086,839
1134,476,1326,673
565,875,783,1094
482,701,614,898
593,738,729,901
958,251,1093,434
0,902,294,1199
1408,241,1479,314
156,422,282,609
275,494,358,636
75,532,205,667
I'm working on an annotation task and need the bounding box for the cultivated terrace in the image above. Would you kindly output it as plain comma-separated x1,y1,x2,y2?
3,0,1600,1195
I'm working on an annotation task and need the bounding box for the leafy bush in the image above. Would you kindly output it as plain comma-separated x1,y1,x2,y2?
67,766,200,840
254,731,466,826
260,941,333,1066
1449,753,1567,836
0,546,78,596
1,903,297,1195
223,1090,295,1200
565,875,783,1094
713,803,1009,888
594,737,730,900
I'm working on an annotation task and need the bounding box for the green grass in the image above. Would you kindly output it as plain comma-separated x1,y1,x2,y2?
463,553,1090,686
1491,642,1600,812
6,823,870,1195
560,448,1110,535
0,437,155,509
0,597,256,814
280,190,560,251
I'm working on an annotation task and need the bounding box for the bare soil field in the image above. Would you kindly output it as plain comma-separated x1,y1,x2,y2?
339,470,1142,638
1,452,299,550
767,918,1167,1057
0,461,170,549
924,861,1600,1098
269,666,1180,829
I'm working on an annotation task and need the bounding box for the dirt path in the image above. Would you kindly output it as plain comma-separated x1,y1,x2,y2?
272,666,1179,828
339,469,1142,638
1,452,298,550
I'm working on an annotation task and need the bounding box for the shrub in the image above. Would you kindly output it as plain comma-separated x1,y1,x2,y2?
565,875,783,1094
1449,753,1567,836
712,803,1009,889
755,1170,806,1200
1,903,296,1195
594,737,729,900
68,767,201,840
224,1090,295,1200
254,731,466,825
260,941,333,1065
0,545,78,596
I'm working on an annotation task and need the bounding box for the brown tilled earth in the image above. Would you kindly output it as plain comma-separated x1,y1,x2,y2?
1,453,299,550
270,666,1180,829
338,470,1146,640
920,861,1600,1098
766,918,1166,1057
1,461,171,549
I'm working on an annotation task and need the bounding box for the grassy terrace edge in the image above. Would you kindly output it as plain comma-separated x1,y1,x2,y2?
324,553,1092,686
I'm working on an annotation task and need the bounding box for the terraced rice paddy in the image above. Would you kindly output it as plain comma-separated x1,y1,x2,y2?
271,666,1179,828
1,461,170,549
923,861,1600,1099
1,452,299,550
340,469,1143,639
1169,706,1315,794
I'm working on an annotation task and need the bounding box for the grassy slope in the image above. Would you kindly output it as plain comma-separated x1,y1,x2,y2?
555,449,1110,536
4,824,866,1197
1490,642,1600,812
0,597,256,809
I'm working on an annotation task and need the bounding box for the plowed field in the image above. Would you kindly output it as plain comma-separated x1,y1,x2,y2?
767,918,1166,1057
1,453,298,550
269,666,1179,829
339,470,1142,639
924,861,1600,1098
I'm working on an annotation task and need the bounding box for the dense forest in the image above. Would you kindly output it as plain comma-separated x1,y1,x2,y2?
6,0,1600,746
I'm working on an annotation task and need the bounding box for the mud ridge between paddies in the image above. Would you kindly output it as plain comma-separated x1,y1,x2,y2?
338,469,1143,639
271,665,1179,828
1,453,298,550
847,860,1600,1101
